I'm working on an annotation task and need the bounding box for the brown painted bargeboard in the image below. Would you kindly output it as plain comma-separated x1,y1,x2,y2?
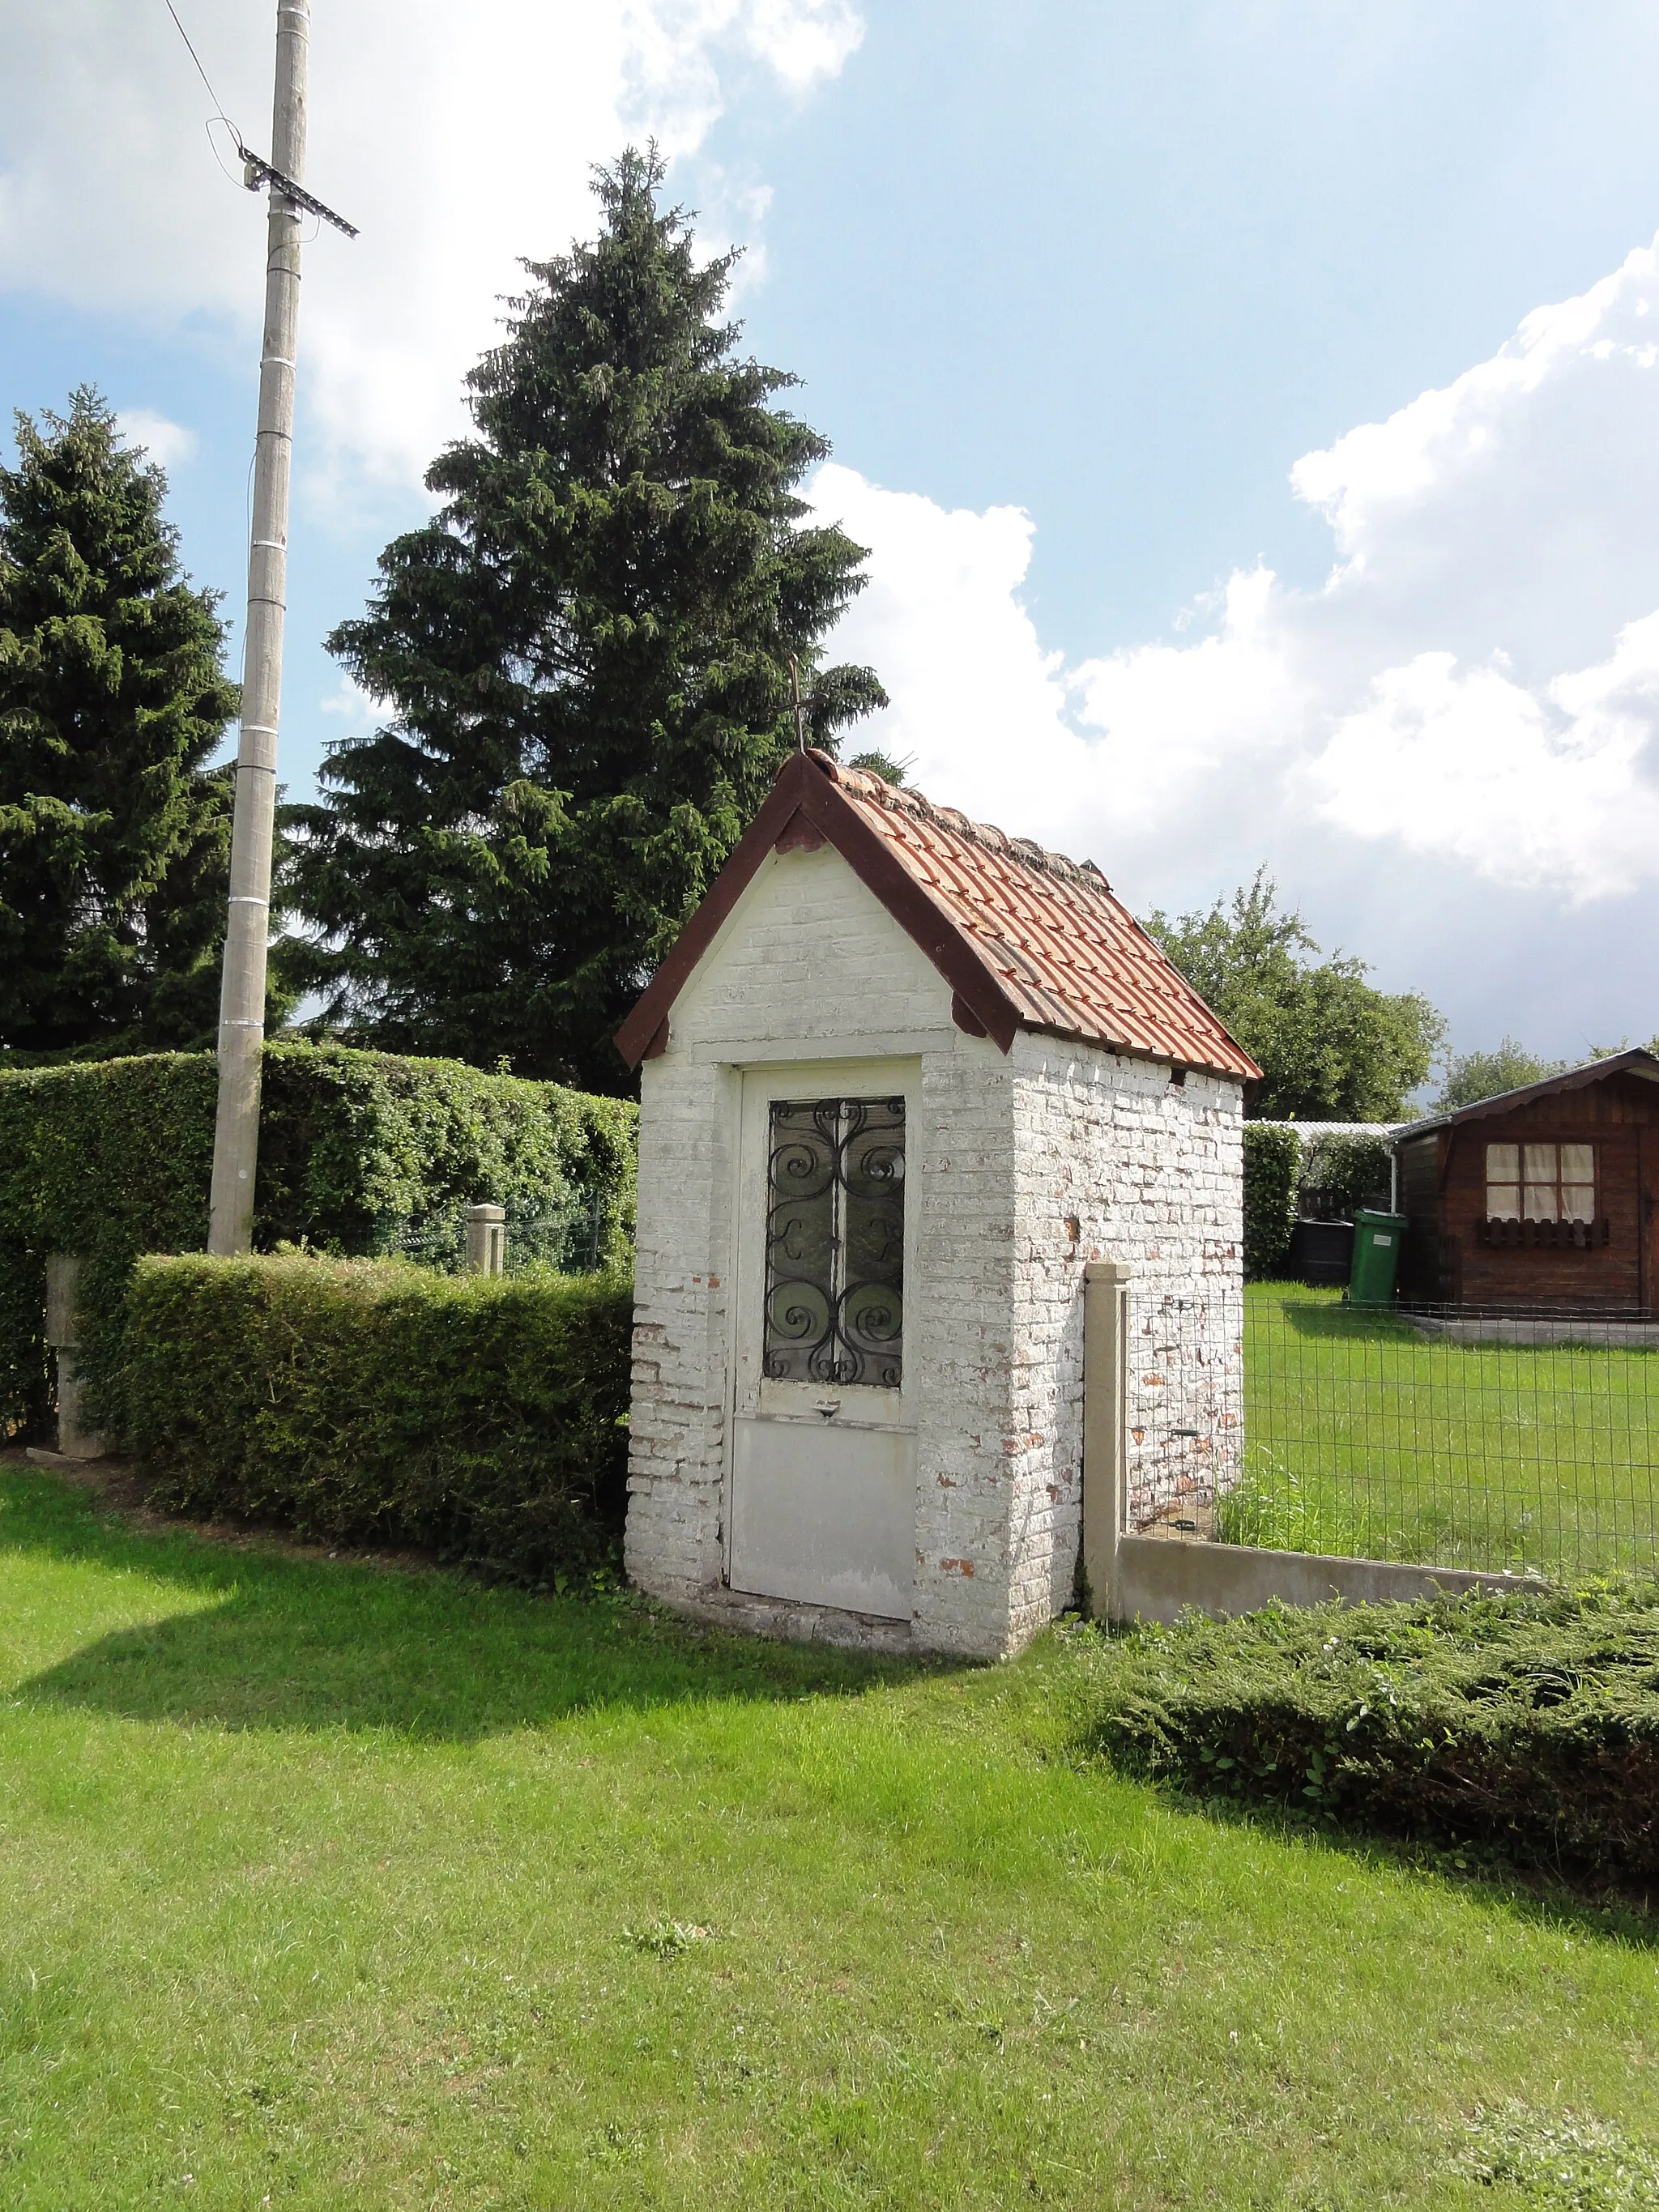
616,749,1260,1080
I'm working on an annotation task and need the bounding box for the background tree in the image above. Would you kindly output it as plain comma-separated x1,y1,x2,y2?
1144,869,1444,1120
0,390,255,1058
285,149,886,1093
1433,1038,1565,1112
1433,1033,1659,1110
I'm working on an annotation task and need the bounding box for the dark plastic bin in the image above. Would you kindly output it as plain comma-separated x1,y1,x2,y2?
1289,1217,1354,1287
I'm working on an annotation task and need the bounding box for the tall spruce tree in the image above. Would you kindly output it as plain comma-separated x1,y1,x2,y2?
0,390,245,1057
285,148,886,1091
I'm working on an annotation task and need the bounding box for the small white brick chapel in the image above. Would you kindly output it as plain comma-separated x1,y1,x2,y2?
614,748,1257,1657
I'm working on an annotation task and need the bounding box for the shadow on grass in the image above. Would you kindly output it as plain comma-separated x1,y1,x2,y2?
1,1463,940,1742
1100,1757,1659,1948
1249,1295,1423,1347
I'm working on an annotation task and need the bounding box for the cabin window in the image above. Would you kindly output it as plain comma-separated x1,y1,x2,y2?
1485,1140,1595,1223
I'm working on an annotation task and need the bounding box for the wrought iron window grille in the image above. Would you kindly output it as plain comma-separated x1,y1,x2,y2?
763,1097,905,1388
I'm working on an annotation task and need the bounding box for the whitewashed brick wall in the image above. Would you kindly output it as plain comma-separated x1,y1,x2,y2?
624,843,1245,1657
624,1053,735,1606
1007,1038,1245,1639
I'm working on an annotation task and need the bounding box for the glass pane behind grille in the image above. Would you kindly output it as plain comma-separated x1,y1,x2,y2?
764,1097,904,1387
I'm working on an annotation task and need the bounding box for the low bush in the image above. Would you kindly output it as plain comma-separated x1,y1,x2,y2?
1242,1123,1301,1278
112,1253,633,1583
1073,1587,1659,1885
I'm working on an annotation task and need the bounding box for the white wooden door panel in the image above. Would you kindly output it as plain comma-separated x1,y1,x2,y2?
727,1059,919,1622
729,1418,914,1617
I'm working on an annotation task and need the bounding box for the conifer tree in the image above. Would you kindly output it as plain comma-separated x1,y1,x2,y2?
0,390,245,1056
285,148,885,1090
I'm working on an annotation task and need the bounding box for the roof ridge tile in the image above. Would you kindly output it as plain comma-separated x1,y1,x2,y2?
811,749,1109,890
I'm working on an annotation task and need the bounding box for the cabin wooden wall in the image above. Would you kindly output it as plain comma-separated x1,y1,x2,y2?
1397,1132,1446,1301
1401,1072,1659,1313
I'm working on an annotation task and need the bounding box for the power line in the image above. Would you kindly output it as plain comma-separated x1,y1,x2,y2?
160,0,357,239
160,0,238,135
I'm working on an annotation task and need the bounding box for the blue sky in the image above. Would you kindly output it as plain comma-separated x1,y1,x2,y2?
5,2,1659,1067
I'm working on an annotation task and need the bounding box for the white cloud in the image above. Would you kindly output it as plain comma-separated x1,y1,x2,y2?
114,409,197,468
816,231,1659,920
808,464,1085,827
1308,635,1659,900
0,1,860,492
739,0,864,89
318,675,386,740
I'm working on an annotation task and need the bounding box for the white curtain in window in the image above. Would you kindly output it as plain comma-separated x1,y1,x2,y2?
1523,1142,1559,1221
1486,1142,1520,1220
1561,1142,1595,1222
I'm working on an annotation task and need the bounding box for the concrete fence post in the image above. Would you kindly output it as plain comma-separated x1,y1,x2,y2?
464,1204,507,1277
43,1254,107,1461
1082,1260,1129,1621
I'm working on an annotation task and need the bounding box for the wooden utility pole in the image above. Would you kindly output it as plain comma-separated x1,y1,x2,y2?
207,0,352,1254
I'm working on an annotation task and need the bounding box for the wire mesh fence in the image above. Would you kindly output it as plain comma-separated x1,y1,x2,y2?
379,1184,615,1277
1124,1289,1243,1538
1130,1285,1659,1580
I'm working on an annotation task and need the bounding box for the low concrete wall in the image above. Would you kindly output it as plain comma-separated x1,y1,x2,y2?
1111,1532,1542,1625
1407,1314,1659,1349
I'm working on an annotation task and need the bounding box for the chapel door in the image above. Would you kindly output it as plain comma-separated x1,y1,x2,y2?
727,1063,918,1620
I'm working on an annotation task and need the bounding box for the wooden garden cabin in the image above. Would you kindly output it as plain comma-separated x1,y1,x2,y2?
1393,1051,1659,1313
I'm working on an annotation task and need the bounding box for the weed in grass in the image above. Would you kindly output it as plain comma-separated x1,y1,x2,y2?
626,1918,714,1958
1461,2102,1659,2209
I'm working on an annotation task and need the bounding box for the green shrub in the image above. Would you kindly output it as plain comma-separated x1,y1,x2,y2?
1298,1132,1393,1221
113,1253,633,1583
0,1051,219,1438
0,1043,637,1439
1073,1587,1659,1883
1242,1123,1300,1278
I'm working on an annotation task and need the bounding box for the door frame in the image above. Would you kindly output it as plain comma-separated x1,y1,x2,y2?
723,1055,923,1594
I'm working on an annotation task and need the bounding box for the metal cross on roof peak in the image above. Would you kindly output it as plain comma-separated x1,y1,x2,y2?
788,654,815,753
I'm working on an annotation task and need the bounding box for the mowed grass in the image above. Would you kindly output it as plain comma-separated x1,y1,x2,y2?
1229,1285,1659,1575
2,1460,1657,2208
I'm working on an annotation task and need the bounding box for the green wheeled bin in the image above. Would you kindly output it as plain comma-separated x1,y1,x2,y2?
1349,1208,1406,1305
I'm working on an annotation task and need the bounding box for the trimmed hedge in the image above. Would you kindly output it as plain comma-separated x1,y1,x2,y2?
1242,1123,1300,1278
0,1042,636,1439
113,1254,633,1583
1074,1588,1659,1884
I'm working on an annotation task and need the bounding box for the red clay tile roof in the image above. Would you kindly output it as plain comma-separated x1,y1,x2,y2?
615,749,1260,1083
822,757,1259,1080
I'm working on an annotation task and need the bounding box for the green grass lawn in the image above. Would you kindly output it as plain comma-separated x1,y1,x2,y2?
2,1456,1657,2209
1229,1285,1659,1576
